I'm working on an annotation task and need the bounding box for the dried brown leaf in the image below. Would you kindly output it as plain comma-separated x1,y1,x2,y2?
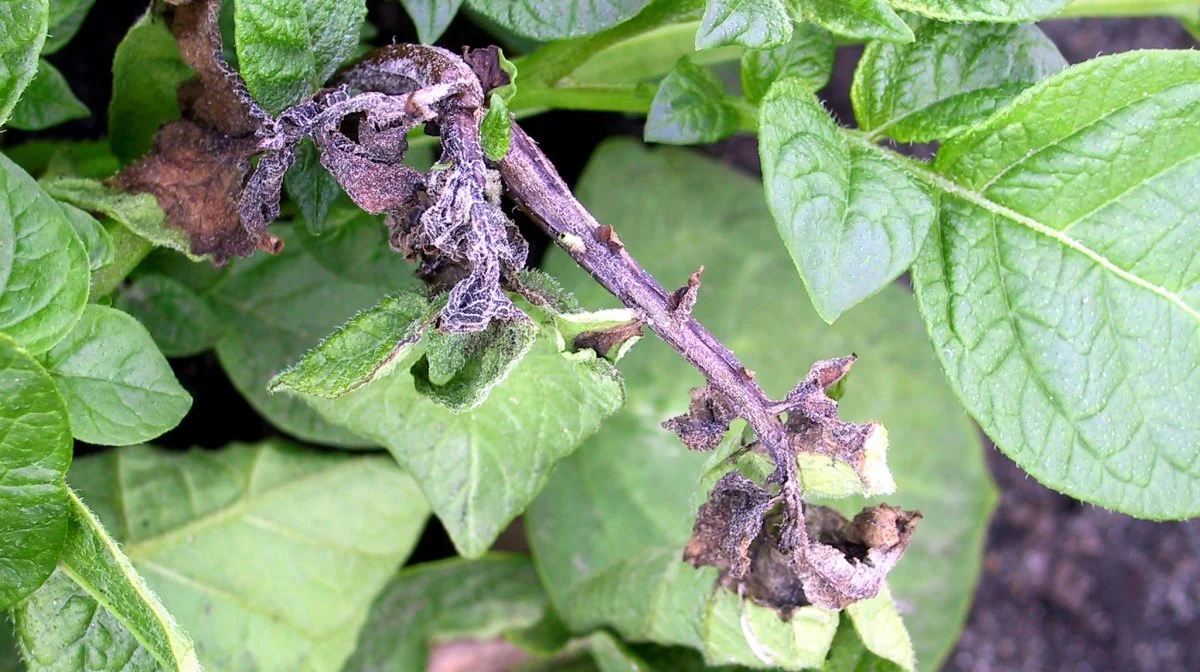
662,384,738,451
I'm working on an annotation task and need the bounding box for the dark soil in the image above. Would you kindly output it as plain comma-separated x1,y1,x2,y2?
15,4,1199,670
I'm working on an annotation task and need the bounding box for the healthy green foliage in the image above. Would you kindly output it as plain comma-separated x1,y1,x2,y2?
891,0,1070,22
529,140,994,669
852,21,1065,143
344,555,547,670
41,305,192,446
292,206,416,284
795,0,912,43
645,58,739,145
913,50,1200,519
6,59,88,131
44,0,95,54
398,0,464,44
480,50,517,161
234,0,367,113
5,138,118,181
115,274,224,357
64,441,430,670
58,202,114,271
759,79,937,322
109,10,194,165
13,490,200,671
0,0,47,127
695,0,791,50
0,333,71,610
0,153,89,354
740,21,835,103
465,0,651,40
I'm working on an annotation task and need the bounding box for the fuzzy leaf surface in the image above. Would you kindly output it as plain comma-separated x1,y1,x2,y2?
115,274,224,358
0,0,47,127
65,440,429,670
0,333,71,610
529,140,994,670
695,0,791,50
913,50,1200,519
759,79,936,322
795,0,911,43
852,21,1065,143
6,59,88,131
890,0,1069,22
42,305,192,446
465,0,650,40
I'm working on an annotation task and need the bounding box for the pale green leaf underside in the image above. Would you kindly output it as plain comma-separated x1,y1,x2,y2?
530,140,995,670
109,10,194,165
465,0,650,40
796,0,912,44
891,0,1069,22
0,332,71,610
344,555,546,670
115,274,224,358
852,21,1065,143
14,490,200,671
6,59,89,131
913,50,1200,518
42,177,197,260
0,0,47,127
695,0,791,50
399,0,464,44
845,586,914,670
66,441,430,671
59,201,114,272
645,58,738,145
307,335,626,557
760,79,936,323
42,305,192,446
740,22,835,104
0,153,89,354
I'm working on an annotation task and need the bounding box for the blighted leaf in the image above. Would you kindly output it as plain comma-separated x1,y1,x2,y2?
663,385,738,452
269,290,436,398
741,22,835,104
913,50,1200,519
305,334,626,556
344,555,547,670
0,153,89,354
552,308,643,361
695,0,792,50
759,79,936,322
284,138,342,234
0,0,47,127
42,176,197,260
465,0,651,41
413,317,539,412
795,0,911,43
891,0,1068,22
42,305,192,446
58,201,114,271
645,58,739,145
109,10,194,164
530,140,994,668
66,441,430,670
44,0,95,54
0,333,71,610
6,59,89,131
13,490,200,671
115,274,224,358
852,21,1065,143
399,0,464,44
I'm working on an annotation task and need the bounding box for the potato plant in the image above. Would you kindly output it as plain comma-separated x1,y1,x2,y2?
0,0,1196,670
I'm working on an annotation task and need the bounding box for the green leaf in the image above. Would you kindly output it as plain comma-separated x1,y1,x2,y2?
0,0,47,128
6,139,118,180
413,318,539,412
268,290,435,398
283,138,343,234
344,555,547,670
13,490,200,671
465,0,650,40
844,587,914,670
59,201,114,271
6,59,88,131
305,332,626,557
292,206,415,284
695,0,791,50
645,58,739,145
851,21,1065,143
912,50,1200,519
208,227,400,447
115,274,224,358
759,79,936,323
795,0,912,43
66,440,430,670
0,153,89,354
41,305,192,446
821,615,904,672
0,333,71,610
529,139,994,670
890,0,1069,22
740,21,834,104
109,10,194,165
398,0,464,44
42,177,197,260
234,0,367,113
44,0,95,53
482,92,513,161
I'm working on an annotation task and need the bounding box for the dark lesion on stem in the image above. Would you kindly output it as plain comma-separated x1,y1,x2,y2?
213,37,919,612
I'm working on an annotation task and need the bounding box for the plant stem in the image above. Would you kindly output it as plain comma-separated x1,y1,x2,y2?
498,123,803,541
1057,0,1200,17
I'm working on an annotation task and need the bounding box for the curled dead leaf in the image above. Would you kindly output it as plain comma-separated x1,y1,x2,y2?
663,384,739,452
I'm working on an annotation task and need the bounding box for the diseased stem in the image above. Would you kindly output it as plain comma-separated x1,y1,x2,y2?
497,124,805,546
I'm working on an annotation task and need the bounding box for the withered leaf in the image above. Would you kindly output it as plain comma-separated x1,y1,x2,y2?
683,472,772,579
799,504,921,610
662,384,738,452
